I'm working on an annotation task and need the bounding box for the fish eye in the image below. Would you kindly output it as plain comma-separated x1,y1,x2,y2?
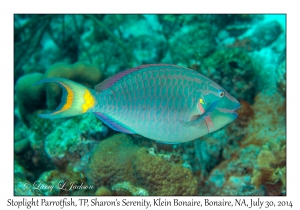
218,90,225,98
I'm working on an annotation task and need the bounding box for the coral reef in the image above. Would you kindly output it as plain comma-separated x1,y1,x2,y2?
226,100,254,142
14,138,30,154
240,91,286,148
43,113,107,169
201,145,264,196
34,165,89,196
15,73,46,125
112,182,149,196
168,24,217,65
251,143,286,195
95,187,112,196
87,134,140,187
88,134,198,195
14,160,37,196
133,147,198,195
276,60,286,97
201,89,286,196
249,21,283,50
193,135,226,179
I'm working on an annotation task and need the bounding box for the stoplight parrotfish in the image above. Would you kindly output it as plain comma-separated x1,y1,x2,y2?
34,64,240,143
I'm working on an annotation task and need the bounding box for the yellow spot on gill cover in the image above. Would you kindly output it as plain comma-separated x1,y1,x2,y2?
82,89,95,113
52,83,74,114
199,98,204,105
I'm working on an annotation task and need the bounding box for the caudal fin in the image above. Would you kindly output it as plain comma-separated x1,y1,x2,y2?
34,78,96,119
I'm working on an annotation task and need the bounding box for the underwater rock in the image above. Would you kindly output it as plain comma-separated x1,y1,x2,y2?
224,37,252,52
112,181,149,196
27,111,106,172
251,143,286,196
240,91,286,148
250,48,282,92
35,170,61,196
27,111,64,171
14,160,37,196
148,147,183,164
80,15,135,75
200,48,255,103
88,134,140,187
193,136,225,178
169,24,217,65
14,122,28,142
217,30,230,41
201,90,285,195
14,116,31,149
106,15,166,64
14,159,28,181
276,60,286,97
158,14,257,40
15,73,46,126
226,100,254,142
28,111,58,139
233,100,254,128
14,177,37,196
79,38,128,77
21,57,47,76
158,15,198,40
206,90,285,196
133,147,198,195
131,33,166,64
14,138,30,154
250,21,283,50
87,134,198,196
95,187,112,196
35,166,87,196
202,145,264,196
175,141,199,174
44,113,105,169
215,14,262,28
45,62,104,109
157,14,217,41
225,23,252,37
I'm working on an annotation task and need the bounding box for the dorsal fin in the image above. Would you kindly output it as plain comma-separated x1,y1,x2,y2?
94,64,179,91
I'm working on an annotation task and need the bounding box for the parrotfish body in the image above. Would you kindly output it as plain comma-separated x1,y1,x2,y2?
35,64,240,143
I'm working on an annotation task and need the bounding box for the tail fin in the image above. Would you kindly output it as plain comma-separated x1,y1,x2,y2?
34,78,96,119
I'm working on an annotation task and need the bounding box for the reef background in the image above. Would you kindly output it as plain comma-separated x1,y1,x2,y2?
14,14,286,196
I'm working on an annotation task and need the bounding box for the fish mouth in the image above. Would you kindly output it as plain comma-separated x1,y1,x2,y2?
216,101,241,114
215,100,240,121
234,101,241,111
232,101,241,119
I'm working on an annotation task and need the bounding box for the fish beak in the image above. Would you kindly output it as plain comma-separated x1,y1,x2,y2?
232,101,241,119
234,101,241,110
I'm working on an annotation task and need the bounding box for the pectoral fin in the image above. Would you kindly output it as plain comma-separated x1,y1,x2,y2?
179,100,219,127
204,116,214,133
